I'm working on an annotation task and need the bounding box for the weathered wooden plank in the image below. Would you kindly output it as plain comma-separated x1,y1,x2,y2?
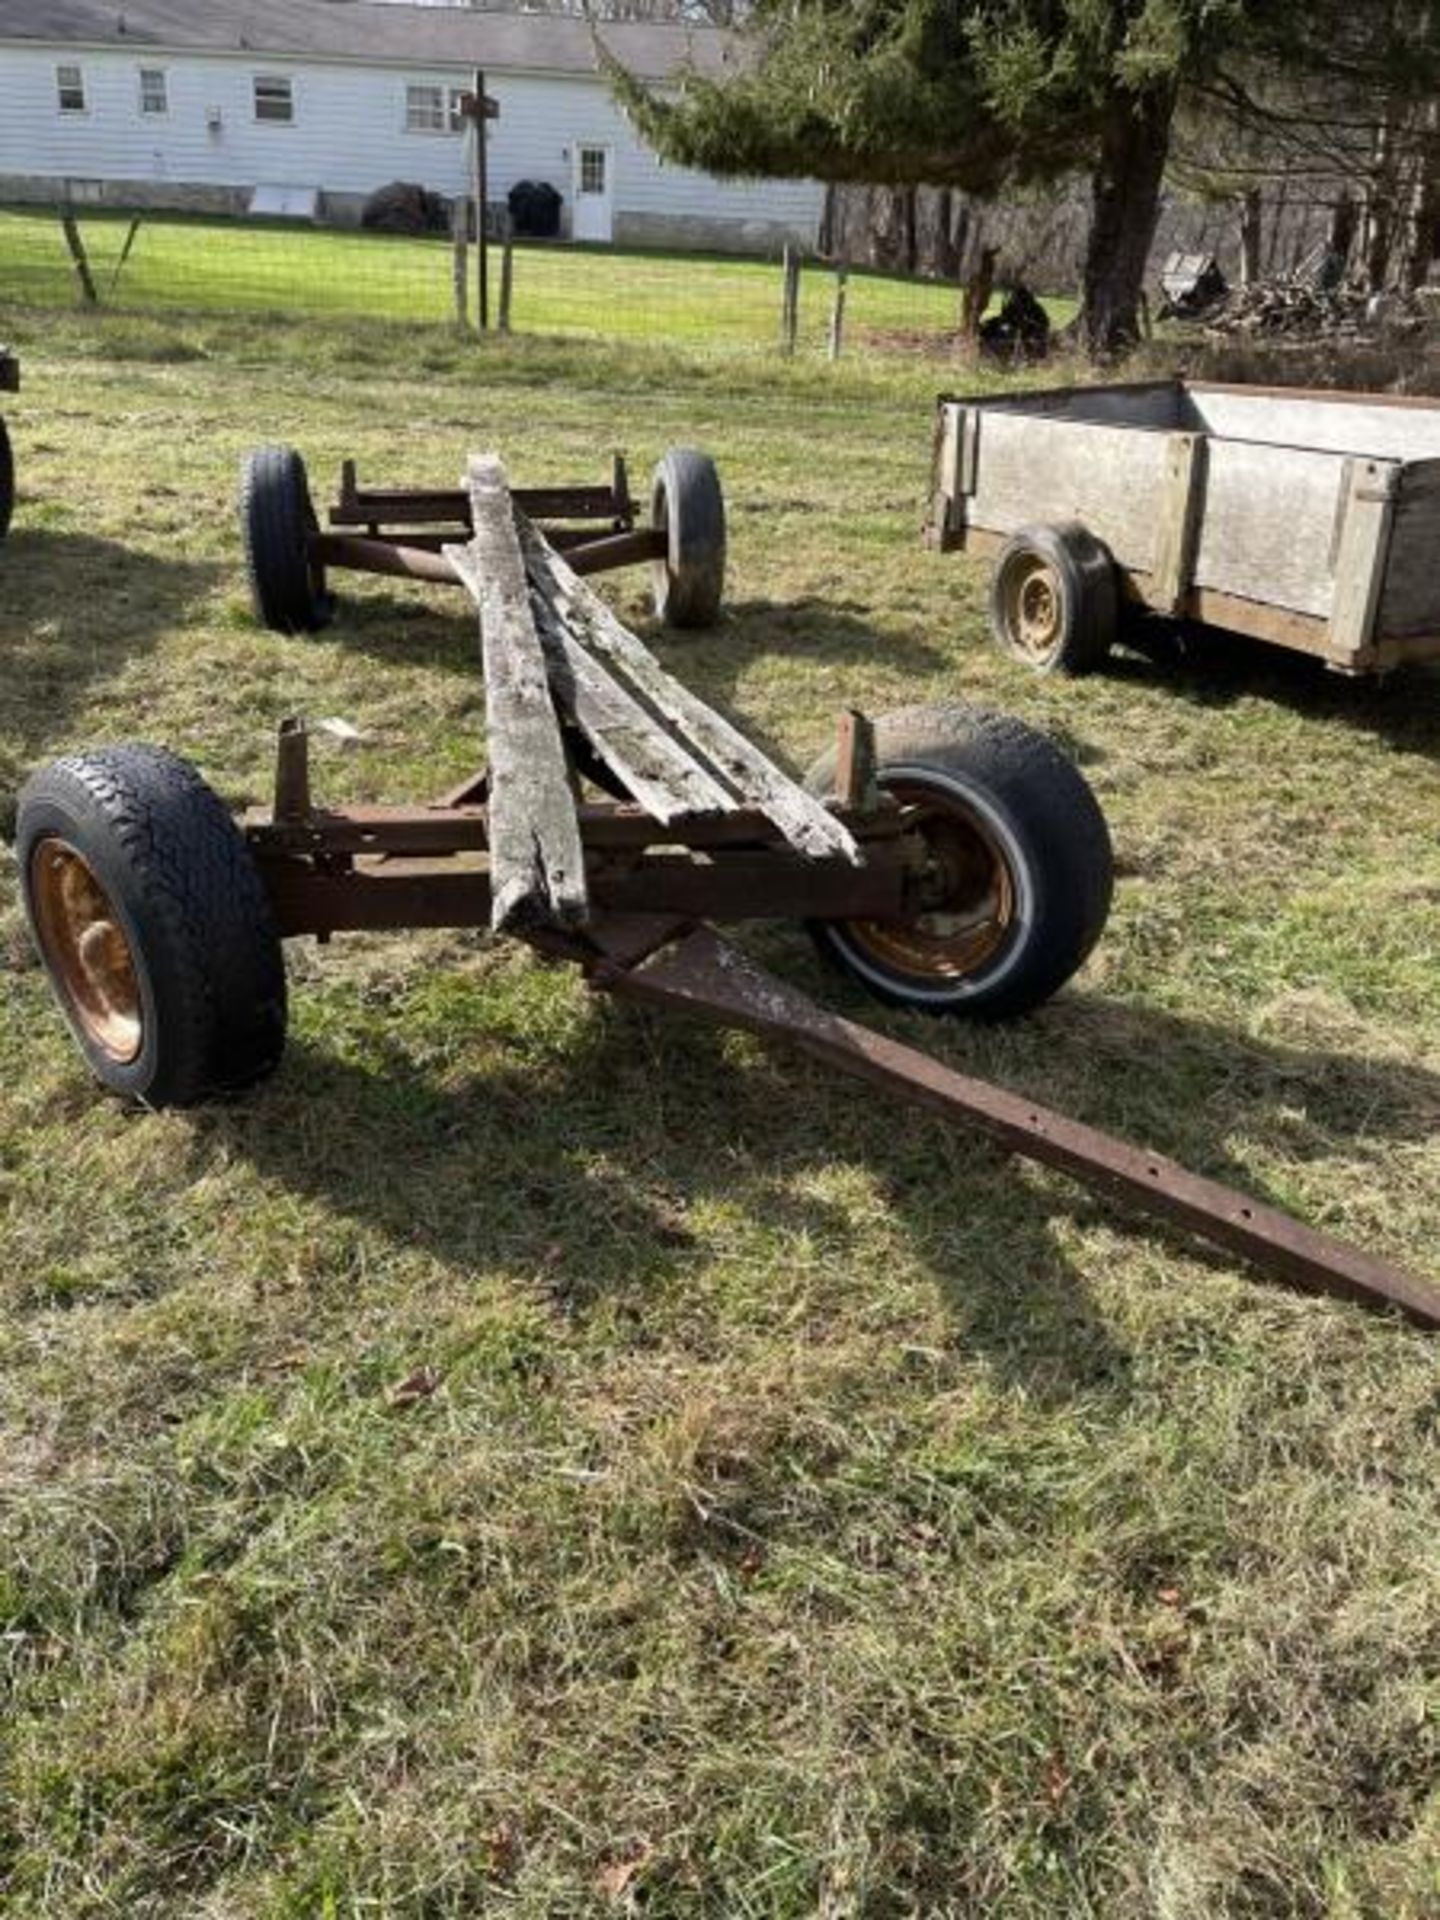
1187,385,1440,460
444,455,587,932
519,520,860,865
1147,431,1207,614
965,412,1175,570
526,585,736,821
1190,438,1348,617
1327,457,1399,661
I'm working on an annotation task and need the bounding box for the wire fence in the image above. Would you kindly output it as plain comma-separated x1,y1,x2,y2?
0,205,1042,360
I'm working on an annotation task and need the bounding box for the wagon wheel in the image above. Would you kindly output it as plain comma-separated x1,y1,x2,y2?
651,447,726,629
0,415,13,543
241,445,334,634
989,521,1117,675
17,746,287,1106
805,705,1112,1019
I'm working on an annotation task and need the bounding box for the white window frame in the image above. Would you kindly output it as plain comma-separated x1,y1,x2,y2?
578,145,608,196
253,73,294,125
405,82,445,134
56,63,87,116
138,66,168,117
405,81,468,136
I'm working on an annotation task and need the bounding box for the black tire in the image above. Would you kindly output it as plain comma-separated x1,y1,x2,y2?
0,415,13,544
989,521,1117,675
804,704,1112,1019
240,444,333,635
651,447,725,629
16,746,287,1106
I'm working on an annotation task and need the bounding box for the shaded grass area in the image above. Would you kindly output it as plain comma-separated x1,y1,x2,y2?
0,208,1074,354
1,305,1439,1916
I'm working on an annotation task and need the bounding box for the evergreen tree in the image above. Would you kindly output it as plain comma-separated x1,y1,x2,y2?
605,0,1267,354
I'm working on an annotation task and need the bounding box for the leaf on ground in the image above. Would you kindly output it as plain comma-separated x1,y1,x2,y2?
388,1365,442,1407
596,1837,653,1901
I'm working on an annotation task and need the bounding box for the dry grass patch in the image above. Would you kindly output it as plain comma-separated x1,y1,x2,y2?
1,307,1438,1916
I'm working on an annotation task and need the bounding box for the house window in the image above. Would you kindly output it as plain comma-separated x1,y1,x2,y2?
253,75,294,124
406,83,467,134
57,64,86,114
406,83,445,133
579,147,607,195
139,68,168,116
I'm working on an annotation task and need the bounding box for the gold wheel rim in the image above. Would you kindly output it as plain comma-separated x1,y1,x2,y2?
30,838,143,1063
847,779,1017,982
1002,555,1063,660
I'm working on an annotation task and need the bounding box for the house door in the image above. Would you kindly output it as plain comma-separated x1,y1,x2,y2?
572,143,613,243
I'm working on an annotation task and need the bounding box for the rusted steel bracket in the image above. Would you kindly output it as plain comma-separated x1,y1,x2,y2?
592,925,1440,1330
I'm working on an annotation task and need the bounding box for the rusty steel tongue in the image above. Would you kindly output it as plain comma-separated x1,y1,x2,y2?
593,925,1440,1331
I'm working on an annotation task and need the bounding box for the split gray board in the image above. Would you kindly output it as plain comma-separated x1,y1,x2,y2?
520,521,860,864
525,583,735,822
445,455,587,933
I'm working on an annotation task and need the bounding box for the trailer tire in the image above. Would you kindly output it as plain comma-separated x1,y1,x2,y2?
0,416,13,543
804,704,1112,1019
241,445,334,634
17,746,287,1106
651,447,725,629
989,521,1116,675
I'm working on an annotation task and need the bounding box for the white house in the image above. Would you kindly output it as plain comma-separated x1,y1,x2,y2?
0,0,824,252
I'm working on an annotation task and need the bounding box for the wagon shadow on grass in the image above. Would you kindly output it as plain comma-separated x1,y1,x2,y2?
1105,624,1440,761
198,967,1133,1411
0,531,221,828
202,942,1440,1403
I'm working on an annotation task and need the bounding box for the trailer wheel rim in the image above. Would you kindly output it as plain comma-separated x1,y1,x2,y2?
29,839,143,1063
1000,553,1063,661
849,776,1017,982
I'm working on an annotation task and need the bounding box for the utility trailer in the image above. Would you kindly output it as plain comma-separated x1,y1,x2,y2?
0,350,18,542
928,377,1440,678
14,452,1440,1329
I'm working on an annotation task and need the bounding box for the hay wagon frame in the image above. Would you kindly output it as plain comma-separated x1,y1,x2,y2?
15,448,1440,1329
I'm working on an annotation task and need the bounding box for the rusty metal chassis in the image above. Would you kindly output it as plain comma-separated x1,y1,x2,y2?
247,794,912,938
238,727,1440,1331
307,455,667,592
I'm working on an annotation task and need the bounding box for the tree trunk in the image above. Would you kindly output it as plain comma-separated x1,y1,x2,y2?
1077,85,1176,358
1237,188,1262,286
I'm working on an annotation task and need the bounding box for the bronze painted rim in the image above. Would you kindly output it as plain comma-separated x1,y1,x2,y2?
1000,553,1063,661
847,778,1017,982
29,838,143,1063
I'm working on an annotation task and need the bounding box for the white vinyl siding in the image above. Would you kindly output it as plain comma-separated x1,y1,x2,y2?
56,63,86,114
0,47,823,242
252,74,293,124
138,67,167,116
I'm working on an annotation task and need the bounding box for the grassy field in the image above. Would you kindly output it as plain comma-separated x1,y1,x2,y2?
0,208,1063,353
1,302,1438,1918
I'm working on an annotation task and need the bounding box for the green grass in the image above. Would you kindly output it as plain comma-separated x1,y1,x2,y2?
1,303,1439,1917
0,207,1072,353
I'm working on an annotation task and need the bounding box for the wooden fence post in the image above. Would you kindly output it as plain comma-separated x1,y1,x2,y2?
472,66,489,331
779,244,800,355
452,196,470,331
59,209,98,306
827,254,849,361
498,231,514,334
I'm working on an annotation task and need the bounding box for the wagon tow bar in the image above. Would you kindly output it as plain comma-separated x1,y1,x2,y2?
584,920,1440,1331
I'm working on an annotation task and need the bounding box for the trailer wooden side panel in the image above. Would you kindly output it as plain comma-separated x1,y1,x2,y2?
962,411,1175,571
1190,439,1350,619
1187,385,1440,461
